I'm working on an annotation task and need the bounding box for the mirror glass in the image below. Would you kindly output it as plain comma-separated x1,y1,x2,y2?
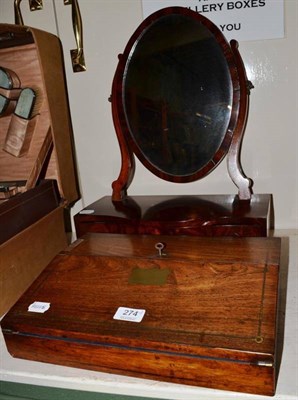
123,13,233,178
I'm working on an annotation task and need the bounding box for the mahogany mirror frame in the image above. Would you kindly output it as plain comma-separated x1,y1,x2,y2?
110,6,253,202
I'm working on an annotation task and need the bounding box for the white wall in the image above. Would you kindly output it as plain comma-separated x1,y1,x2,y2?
0,0,297,229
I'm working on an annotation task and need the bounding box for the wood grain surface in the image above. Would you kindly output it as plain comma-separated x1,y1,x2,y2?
2,233,281,396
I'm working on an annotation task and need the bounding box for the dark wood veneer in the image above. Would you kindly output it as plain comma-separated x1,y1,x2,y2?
74,194,271,238
2,233,281,396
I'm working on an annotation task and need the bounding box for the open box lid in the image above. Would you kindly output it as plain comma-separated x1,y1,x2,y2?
0,24,79,205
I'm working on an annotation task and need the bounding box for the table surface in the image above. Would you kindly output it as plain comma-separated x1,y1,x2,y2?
1,230,297,400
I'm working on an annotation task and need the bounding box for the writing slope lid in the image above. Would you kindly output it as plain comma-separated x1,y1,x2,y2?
0,24,79,205
2,234,281,365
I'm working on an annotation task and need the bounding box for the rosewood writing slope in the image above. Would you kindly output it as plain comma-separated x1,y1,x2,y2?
1,233,281,396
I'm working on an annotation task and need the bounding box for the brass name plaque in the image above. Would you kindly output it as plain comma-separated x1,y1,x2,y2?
129,267,171,286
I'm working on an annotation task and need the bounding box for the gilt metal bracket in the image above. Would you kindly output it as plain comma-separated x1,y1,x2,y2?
14,0,86,72
14,0,24,25
64,0,86,72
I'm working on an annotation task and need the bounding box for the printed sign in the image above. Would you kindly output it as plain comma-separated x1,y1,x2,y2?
142,0,284,41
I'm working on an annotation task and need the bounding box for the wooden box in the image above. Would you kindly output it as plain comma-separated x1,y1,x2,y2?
0,24,79,315
1,233,281,396
74,194,271,238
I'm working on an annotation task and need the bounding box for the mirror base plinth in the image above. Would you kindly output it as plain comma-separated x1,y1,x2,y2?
74,194,272,238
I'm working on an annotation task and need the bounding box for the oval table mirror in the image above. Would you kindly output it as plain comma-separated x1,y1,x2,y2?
75,7,272,238
111,6,252,200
